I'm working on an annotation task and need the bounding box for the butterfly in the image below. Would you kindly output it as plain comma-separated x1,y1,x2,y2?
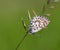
15,10,50,50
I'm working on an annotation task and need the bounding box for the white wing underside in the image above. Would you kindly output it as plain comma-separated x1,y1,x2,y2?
29,16,50,33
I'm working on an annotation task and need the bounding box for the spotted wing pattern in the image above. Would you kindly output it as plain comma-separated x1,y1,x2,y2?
29,16,50,33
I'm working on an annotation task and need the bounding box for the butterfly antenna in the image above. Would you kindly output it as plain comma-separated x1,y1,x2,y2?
15,31,28,50
33,10,37,16
28,10,31,20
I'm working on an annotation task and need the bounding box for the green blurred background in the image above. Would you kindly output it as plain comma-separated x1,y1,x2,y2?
0,0,60,50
